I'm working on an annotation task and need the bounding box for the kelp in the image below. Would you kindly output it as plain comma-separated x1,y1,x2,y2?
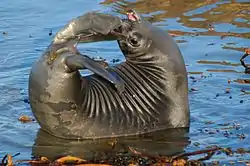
1,146,250,166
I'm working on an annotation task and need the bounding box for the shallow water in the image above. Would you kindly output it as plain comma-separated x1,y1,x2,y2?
0,0,250,164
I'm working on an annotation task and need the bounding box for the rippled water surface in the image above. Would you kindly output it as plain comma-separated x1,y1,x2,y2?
0,0,250,164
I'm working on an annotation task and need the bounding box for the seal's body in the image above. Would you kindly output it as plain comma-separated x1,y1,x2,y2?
29,12,189,139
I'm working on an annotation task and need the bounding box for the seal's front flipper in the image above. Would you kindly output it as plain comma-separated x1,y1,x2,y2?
65,55,125,93
53,12,123,45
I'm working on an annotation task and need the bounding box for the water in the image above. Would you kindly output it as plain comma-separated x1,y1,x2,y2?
0,0,250,164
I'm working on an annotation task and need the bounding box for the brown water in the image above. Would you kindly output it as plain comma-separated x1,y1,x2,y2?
0,0,249,165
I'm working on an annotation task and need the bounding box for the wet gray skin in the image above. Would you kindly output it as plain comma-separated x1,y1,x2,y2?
29,12,190,139
52,11,124,46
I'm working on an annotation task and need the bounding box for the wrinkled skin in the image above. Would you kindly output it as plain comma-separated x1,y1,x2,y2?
29,11,190,139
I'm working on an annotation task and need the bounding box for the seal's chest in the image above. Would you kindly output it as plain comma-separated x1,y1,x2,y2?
82,63,168,122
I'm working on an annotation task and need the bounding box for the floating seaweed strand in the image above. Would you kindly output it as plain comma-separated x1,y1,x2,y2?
1,147,250,166
1,153,20,166
240,48,250,74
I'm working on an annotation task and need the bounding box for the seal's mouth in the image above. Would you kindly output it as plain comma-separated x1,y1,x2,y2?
126,9,141,22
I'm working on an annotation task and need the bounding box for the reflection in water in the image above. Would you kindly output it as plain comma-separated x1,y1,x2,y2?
197,60,245,73
32,128,189,161
234,78,250,84
207,69,241,73
101,0,250,38
100,1,250,80
197,60,241,67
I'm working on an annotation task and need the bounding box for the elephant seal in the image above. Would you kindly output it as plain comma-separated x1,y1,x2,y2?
29,11,189,140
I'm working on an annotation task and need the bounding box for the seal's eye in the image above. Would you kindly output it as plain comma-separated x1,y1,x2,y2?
128,32,142,47
129,38,139,46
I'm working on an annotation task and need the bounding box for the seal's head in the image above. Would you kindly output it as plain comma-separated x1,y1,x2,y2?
116,10,185,72
116,10,169,61
117,21,153,57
